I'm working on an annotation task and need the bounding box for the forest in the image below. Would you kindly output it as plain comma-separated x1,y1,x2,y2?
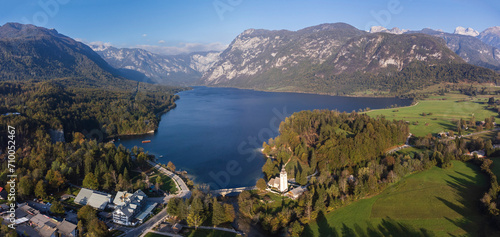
0,77,183,236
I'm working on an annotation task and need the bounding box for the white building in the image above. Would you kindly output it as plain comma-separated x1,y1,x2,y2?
267,166,288,193
112,190,148,226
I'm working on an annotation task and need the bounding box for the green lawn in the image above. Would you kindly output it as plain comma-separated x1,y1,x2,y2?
366,94,499,137
149,170,178,194
490,157,500,180
303,161,496,237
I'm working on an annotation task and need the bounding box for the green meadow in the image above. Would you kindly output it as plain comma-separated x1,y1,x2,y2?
303,161,497,237
366,94,499,137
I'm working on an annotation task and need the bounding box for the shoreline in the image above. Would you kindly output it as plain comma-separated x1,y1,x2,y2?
201,85,404,98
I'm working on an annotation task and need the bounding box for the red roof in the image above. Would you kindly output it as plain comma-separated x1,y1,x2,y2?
0,187,3,192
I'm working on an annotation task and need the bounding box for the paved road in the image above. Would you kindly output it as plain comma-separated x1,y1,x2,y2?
123,207,169,237
147,160,191,199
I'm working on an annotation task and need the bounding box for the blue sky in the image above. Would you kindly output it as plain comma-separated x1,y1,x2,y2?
0,0,499,54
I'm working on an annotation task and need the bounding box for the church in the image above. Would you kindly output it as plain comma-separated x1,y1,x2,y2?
267,166,288,192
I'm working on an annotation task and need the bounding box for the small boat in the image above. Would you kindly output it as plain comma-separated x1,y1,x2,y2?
142,140,151,143
159,155,163,158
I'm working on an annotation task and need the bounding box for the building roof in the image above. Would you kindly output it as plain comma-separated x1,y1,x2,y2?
30,214,50,227
135,203,157,221
113,190,147,207
114,206,133,217
57,220,77,237
74,188,94,205
38,225,56,237
113,191,132,206
87,193,111,210
288,186,307,198
74,188,111,210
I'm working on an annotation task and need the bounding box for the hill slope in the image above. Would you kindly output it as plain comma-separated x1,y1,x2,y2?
0,23,143,89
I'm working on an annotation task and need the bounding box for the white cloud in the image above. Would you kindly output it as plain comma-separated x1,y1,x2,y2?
158,40,166,44
142,34,147,37
136,42,228,55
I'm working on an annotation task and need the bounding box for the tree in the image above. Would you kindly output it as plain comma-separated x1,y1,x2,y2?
45,170,65,191
238,191,253,217
50,201,65,216
256,178,267,191
488,97,495,105
77,205,97,223
155,176,163,192
212,198,226,226
18,176,33,198
82,172,99,190
185,197,206,228
223,204,235,223
87,218,109,237
262,159,276,180
35,181,47,199
289,220,304,237
187,212,203,228
297,170,308,186
167,161,176,172
167,198,180,217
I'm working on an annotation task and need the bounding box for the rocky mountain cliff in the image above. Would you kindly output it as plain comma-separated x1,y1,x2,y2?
200,23,499,94
479,26,500,49
203,23,366,85
410,28,500,71
91,45,220,86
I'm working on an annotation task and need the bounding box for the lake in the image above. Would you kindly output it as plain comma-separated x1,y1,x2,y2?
119,87,411,189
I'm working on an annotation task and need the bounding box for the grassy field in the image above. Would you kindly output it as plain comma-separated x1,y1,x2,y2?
149,169,178,194
303,161,495,237
366,93,499,137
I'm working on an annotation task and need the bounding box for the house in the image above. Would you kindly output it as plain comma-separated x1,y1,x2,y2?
172,223,183,234
267,166,288,193
29,213,77,237
74,188,112,210
57,220,77,237
286,186,307,199
112,190,148,226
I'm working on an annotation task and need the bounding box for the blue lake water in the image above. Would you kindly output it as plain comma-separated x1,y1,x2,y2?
119,86,411,189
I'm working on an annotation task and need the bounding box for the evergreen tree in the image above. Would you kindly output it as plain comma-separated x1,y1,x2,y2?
212,198,226,226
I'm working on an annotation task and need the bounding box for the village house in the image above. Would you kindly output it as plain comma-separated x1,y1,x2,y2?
286,186,308,199
29,213,77,237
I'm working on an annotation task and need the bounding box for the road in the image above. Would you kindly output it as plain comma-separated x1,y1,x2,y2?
445,127,500,140
123,207,169,237
147,160,191,199
386,133,413,154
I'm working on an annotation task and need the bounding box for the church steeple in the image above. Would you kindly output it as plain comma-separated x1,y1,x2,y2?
279,165,288,192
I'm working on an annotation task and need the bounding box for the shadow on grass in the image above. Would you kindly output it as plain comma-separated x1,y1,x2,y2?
303,212,434,237
435,167,490,237
436,122,457,132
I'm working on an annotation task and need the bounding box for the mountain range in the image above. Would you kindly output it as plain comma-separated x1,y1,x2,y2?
90,45,220,86
1,22,500,95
